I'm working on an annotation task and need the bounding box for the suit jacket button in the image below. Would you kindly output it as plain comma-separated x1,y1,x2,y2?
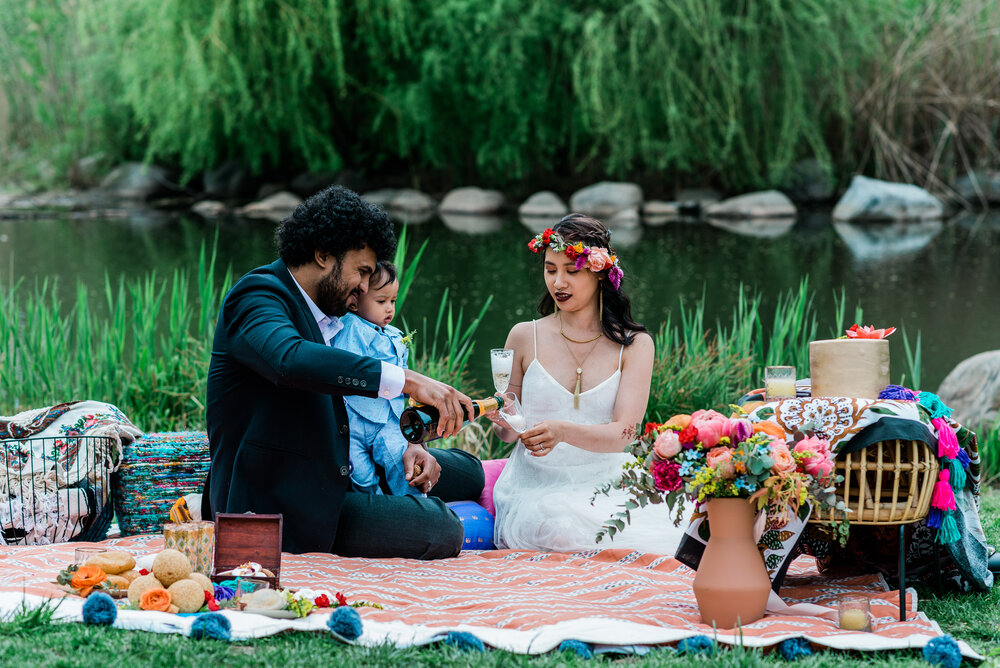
339,465,350,476
337,376,344,383
353,378,359,386
340,424,349,436
360,380,367,388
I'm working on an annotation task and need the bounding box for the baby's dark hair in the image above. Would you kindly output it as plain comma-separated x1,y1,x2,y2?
371,261,398,291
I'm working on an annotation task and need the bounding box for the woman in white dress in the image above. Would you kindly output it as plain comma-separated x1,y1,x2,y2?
491,214,686,554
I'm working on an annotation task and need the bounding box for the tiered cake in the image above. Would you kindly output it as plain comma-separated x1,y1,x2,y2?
809,338,889,399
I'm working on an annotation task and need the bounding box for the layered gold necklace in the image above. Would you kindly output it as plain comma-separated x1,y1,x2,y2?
557,314,603,409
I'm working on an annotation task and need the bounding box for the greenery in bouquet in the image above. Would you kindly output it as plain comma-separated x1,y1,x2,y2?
595,408,849,543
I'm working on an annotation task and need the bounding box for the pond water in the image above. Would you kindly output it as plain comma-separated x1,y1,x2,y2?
2,209,998,395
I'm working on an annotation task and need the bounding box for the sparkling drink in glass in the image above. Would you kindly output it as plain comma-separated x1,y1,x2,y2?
764,365,797,400
491,348,514,394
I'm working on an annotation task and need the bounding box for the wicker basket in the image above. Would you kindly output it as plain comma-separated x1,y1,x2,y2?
809,439,939,525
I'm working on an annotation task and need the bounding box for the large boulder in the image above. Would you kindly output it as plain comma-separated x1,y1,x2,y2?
704,190,796,219
68,153,109,189
569,182,643,219
937,350,1000,430
952,170,1000,206
641,200,681,226
518,191,568,219
439,212,504,234
832,175,944,221
832,220,942,261
100,162,175,200
388,189,436,224
202,161,257,199
706,218,796,238
361,188,399,209
439,187,505,214
235,191,302,222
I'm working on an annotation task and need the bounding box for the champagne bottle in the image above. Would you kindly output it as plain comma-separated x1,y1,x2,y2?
399,395,505,445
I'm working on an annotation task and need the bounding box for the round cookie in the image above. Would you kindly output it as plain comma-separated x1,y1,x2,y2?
105,574,130,591
85,550,136,575
187,572,214,594
168,579,206,613
152,549,192,587
120,570,141,584
127,574,163,606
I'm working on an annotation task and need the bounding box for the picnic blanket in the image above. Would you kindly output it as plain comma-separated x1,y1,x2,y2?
0,535,982,659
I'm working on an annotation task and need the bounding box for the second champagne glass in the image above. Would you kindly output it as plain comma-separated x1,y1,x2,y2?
491,348,514,394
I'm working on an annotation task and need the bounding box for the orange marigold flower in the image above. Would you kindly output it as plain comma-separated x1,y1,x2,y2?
70,565,106,597
140,587,173,612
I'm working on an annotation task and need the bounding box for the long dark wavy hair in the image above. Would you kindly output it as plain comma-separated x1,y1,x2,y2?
536,213,647,346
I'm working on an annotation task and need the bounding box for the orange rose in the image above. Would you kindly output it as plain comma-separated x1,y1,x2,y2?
70,565,107,597
665,414,692,430
753,421,786,439
140,587,173,612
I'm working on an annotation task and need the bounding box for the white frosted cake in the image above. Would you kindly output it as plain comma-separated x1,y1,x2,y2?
809,338,890,399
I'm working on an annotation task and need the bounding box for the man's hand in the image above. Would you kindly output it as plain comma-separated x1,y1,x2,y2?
402,444,441,493
402,369,474,438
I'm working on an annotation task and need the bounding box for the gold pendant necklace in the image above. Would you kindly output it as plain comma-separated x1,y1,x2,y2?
558,312,603,344
558,333,602,409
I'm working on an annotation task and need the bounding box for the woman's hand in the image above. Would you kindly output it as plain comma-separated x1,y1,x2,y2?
519,420,566,457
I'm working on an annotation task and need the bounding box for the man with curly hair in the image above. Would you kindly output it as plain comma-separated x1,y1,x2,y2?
206,186,483,558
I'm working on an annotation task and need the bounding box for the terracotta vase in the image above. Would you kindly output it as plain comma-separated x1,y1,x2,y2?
691,497,771,628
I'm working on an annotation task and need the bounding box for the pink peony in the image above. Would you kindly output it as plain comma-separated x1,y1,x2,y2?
769,440,797,475
587,248,612,272
704,446,736,479
651,459,683,492
690,409,730,448
793,436,834,480
730,417,753,444
652,430,682,459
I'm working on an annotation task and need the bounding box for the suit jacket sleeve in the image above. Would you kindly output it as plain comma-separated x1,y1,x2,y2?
221,274,380,397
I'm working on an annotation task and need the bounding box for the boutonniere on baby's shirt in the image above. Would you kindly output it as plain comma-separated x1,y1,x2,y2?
400,329,417,347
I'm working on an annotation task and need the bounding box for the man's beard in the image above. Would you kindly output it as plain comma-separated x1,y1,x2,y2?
315,263,359,317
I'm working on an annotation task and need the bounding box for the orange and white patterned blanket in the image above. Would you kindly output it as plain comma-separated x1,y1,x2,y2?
0,535,981,659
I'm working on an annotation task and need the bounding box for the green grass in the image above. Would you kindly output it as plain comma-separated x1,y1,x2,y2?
1,490,998,664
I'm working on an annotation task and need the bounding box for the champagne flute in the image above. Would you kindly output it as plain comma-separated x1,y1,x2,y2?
490,348,514,394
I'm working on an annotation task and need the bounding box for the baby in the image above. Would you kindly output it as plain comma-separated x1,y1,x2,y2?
332,261,421,496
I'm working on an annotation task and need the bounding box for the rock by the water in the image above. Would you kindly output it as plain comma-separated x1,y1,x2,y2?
100,162,175,200
235,191,302,222
832,175,944,221
642,200,680,226
676,188,721,215
569,182,643,219
518,191,568,219
704,190,796,219
780,158,835,203
68,153,109,189
606,206,640,229
192,200,228,218
937,350,1000,429
832,219,942,261
440,187,505,214
203,161,256,199
952,171,1000,205
361,189,399,209
387,189,436,224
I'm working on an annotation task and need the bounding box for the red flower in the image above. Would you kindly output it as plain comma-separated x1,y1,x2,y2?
335,592,348,607
643,422,660,437
845,324,896,339
541,228,553,244
204,589,220,612
565,245,579,260
528,239,538,252
138,569,150,576
314,594,331,608
678,425,698,445
651,460,683,492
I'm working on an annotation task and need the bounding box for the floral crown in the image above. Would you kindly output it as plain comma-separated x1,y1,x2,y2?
528,228,624,289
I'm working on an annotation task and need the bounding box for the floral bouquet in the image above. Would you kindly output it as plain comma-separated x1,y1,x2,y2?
595,409,847,543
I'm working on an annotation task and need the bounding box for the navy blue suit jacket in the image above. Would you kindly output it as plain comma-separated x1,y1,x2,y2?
206,259,382,553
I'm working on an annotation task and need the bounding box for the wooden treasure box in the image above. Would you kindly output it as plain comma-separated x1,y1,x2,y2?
211,513,283,588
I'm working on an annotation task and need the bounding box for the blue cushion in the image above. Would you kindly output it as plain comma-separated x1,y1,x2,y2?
446,500,496,550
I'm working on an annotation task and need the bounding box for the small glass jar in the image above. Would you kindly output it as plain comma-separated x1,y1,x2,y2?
764,366,797,400
73,546,107,566
838,593,873,631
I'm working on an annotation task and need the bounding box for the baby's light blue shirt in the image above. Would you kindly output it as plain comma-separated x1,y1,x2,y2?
332,312,409,423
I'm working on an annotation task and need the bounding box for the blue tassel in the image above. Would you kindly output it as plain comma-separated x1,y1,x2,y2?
81,592,117,626
327,606,363,641
956,448,970,468
778,637,813,661
926,507,943,529
947,459,966,493
677,635,715,654
443,631,485,652
558,639,594,658
922,635,963,668
190,613,231,641
936,513,961,545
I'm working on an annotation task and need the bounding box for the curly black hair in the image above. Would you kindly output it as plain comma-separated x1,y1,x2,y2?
536,213,648,346
275,185,396,267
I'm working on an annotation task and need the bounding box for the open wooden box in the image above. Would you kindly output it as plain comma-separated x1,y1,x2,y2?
211,513,283,588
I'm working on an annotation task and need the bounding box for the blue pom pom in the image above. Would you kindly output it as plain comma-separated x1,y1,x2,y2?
190,613,231,641
923,635,963,668
558,639,594,658
443,630,485,652
327,606,363,641
677,635,715,654
81,592,117,626
778,637,813,661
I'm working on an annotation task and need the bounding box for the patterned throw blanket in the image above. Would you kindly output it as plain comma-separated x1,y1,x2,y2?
0,401,142,545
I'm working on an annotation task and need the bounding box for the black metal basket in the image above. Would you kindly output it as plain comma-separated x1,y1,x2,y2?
1,435,116,545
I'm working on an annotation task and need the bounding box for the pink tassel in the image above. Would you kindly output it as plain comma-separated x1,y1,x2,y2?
932,418,960,460
930,469,957,511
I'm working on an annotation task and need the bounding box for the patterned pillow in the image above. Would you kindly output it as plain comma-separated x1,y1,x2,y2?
447,500,496,551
